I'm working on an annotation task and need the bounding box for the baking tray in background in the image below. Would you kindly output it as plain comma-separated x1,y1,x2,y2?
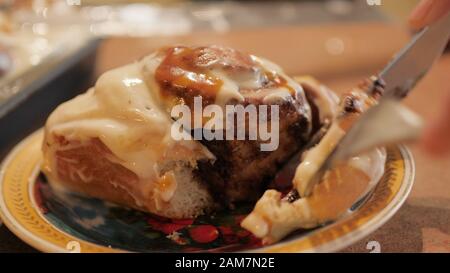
0,38,101,160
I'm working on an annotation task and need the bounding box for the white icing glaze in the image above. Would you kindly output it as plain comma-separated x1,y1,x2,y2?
294,76,340,123
43,56,214,207
208,54,304,108
43,46,313,212
294,123,346,196
211,69,245,107
262,88,292,104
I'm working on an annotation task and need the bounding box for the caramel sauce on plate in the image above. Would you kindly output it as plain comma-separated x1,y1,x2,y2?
308,164,370,221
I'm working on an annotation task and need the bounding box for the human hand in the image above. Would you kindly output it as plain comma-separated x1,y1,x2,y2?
420,91,450,156
409,0,450,30
409,0,450,156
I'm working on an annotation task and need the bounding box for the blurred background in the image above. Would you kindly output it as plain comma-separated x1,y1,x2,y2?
0,0,423,83
1,0,450,253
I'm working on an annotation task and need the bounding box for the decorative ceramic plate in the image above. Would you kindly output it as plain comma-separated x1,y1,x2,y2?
0,130,414,253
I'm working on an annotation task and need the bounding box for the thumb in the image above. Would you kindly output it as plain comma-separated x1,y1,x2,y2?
420,90,450,156
409,0,450,30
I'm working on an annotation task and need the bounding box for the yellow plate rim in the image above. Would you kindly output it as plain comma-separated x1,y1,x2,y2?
0,129,414,253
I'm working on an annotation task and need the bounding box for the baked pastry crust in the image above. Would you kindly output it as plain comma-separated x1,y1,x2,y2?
42,46,331,219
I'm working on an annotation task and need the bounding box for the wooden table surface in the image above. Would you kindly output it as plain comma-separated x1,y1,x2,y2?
1,22,449,252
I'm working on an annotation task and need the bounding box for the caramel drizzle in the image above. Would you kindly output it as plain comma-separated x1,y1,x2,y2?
155,47,223,106
155,46,297,107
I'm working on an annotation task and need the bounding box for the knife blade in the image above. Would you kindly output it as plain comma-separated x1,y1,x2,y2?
380,11,450,98
298,12,450,197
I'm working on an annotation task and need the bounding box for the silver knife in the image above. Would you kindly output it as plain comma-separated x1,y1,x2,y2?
328,11,450,166
381,11,450,98
298,11,450,197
